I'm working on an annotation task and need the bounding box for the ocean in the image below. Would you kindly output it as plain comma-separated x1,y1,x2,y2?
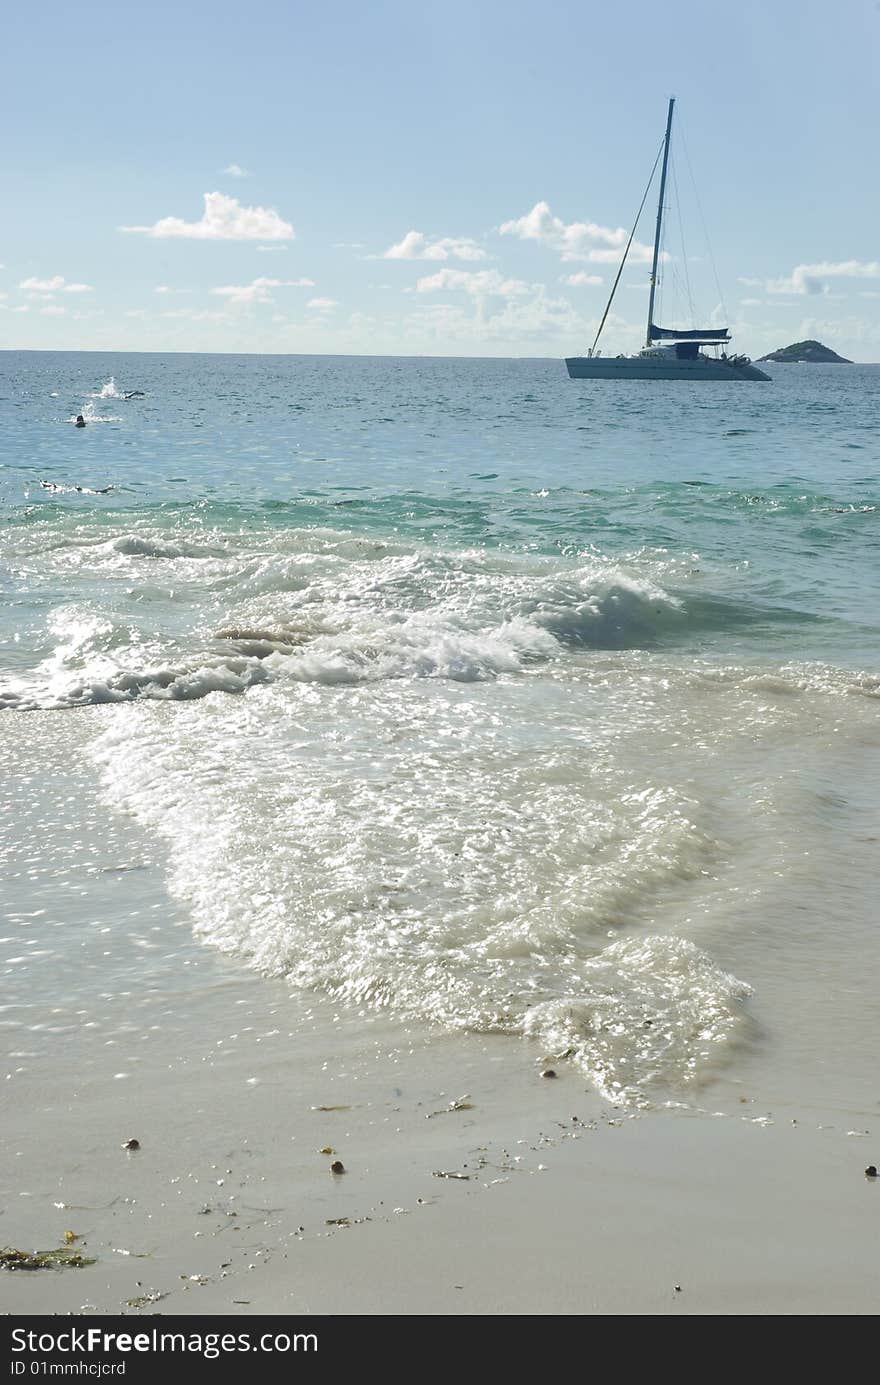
2,350,879,1115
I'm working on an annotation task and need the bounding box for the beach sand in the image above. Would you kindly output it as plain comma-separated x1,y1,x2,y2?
2,718,878,1317
3,964,878,1316
4,1054,879,1316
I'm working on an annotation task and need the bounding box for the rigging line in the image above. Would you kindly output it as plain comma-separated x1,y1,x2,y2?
677,115,728,324
671,153,696,328
589,139,664,357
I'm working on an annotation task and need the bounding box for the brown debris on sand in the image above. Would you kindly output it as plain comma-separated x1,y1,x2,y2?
1,1245,96,1271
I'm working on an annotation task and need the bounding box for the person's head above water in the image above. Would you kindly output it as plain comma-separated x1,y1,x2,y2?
75,414,86,427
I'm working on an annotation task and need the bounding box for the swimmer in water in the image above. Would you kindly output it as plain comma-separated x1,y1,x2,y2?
39,480,115,494
75,414,86,427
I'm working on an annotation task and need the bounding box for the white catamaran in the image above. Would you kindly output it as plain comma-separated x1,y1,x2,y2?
566,99,769,382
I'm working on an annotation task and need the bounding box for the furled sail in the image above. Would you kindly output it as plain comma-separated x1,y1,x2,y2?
649,324,730,342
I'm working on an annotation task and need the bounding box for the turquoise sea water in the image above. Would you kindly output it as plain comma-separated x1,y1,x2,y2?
2,351,879,1106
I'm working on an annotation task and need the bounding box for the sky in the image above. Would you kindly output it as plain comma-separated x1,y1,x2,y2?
2,0,879,359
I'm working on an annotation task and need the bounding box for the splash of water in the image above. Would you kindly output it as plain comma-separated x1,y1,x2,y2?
92,377,124,400
67,400,122,424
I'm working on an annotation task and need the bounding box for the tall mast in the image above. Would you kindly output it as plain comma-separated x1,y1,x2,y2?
646,97,674,347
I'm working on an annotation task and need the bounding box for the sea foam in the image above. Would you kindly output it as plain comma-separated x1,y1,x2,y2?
89,659,756,1104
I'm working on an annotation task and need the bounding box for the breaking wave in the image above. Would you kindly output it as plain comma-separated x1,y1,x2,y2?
0,526,872,711
90,689,753,1104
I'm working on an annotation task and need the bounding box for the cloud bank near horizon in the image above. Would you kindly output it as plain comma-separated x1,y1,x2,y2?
210,276,315,305
766,259,880,296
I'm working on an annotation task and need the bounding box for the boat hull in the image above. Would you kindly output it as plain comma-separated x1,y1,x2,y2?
565,356,770,382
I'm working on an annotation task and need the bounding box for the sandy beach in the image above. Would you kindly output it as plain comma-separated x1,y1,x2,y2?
2,719,878,1317
3,1013,879,1316
3,352,880,1319
4,0,880,1326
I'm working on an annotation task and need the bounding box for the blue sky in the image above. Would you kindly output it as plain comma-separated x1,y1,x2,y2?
3,0,879,358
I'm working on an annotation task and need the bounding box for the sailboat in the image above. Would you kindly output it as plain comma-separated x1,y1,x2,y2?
565,99,769,382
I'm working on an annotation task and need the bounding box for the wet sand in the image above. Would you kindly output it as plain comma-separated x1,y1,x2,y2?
3,1008,878,1316
2,721,878,1317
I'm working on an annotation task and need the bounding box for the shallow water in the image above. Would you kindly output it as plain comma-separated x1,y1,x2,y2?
2,351,879,1107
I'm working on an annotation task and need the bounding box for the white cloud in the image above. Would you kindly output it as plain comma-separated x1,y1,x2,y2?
767,269,825,296
564,271,603,287
739,297,762,307
409,284,584,345
125,310,147,318
160,308,229,322
415,268,530,299
20,275,65,292
795,314,880,348
766,259,880,296
408,269,585,345
307,297,337,310
211,276,315,305
222,163,249,177
40,305,66,316
120,191,294,241
19,275,93,296
500,201,657,264
257,244,288,253
383,230,487,262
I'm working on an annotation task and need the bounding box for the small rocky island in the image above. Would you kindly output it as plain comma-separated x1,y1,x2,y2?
758,339,852,364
